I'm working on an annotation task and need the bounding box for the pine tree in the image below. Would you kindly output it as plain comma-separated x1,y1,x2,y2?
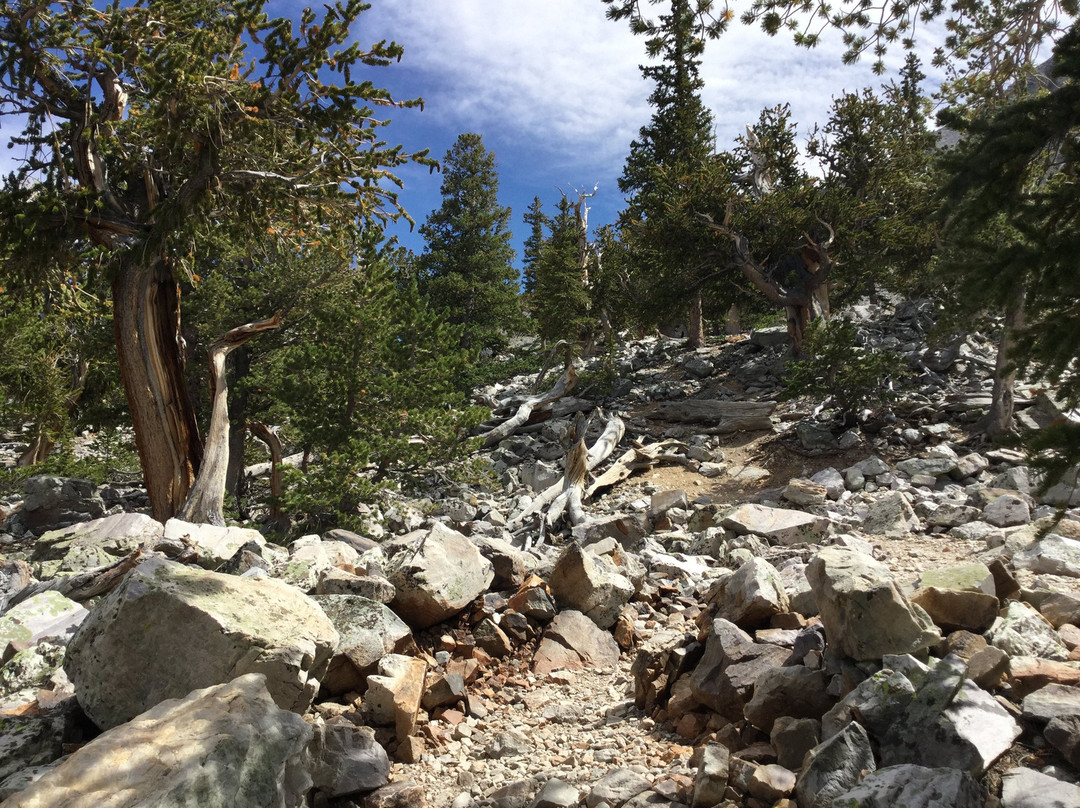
521,196,548,300
418,133,520,356
532,196,592,354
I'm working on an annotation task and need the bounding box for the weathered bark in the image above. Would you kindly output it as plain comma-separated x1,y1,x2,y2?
633,399,776,431
7,549,144,608
248,421,289,534
584,439,687,501
113,258,204,523
687,293,705,349
480,365,578,448
545,413,590,531
987,289,1026,440
225,347,252,517
176,313,281,526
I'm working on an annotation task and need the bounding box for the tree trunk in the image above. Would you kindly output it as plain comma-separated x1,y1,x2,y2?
248,421,289,534
177,314,281,526
112,257,204,523
687,293,705,349
987,289,1026,441
225,347,251,519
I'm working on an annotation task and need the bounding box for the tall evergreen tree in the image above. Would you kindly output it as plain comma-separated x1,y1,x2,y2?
606,0,728,347
521,196,548,300
533,196,593,354
419,133,519,355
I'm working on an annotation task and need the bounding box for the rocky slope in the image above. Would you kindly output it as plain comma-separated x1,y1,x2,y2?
2,302,1080,808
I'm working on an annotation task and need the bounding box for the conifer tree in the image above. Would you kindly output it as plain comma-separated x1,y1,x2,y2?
532,196,593,354
521,196,548,301
418,133,520,355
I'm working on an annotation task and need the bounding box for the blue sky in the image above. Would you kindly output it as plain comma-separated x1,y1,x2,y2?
357,1,949,264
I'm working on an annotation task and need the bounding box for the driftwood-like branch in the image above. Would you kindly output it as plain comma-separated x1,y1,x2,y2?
584,439,687,501
247,421,289,534
545,412,591,531
510,411,625,529
480,365,578,448
7,548,144,608
177,313,282,526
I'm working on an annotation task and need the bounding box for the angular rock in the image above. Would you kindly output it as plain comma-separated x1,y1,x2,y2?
31,512,162,575
859,490,919,537
880,654,1020,775
64,557,338,729
364,654,426,743
0,713,65,783
897,456,958,478
796,720,875,808
689,618,788,721
711,557,789,630
548,543,634,630
810,468,846,500
312,595,412,696
486,729,531,759
1014,534,1080,578
531,778,580,808
1045,714,1080,768
691,742,729,808
744,666,833,732
421,672,466,711
821,669,915,741
1040,592,1080,628
474,617,514,658
163,518,267,571
986,600,1069,661
473,535,531,591
533,610,620,675
305,723,389,797
783,479,828,507
771,717,820,771
1000,767,1080,808
806,547,940,661
1022,683,1080,724
831,764,984,808
721,503,829,546
385,523,494,630
585,768,652,808
2,673,312,808
982,494,1032,528
0,591,88,649
747,763,796,802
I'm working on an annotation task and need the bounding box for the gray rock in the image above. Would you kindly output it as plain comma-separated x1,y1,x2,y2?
948,520,1006,545
811,468,846,500
806,547,940,661
897,457,958,478
797,422,838,452
880,654,1021,775
951,453,990,480
385,523,494,630
548,543,634,630
521,460,562,493
487,729,531,759
1000,767,1080,808
711,557,789,630
691,742,729,808
0,591,88,648
1022,684,1080,724
312,595,412,695
821,669,915,742
744,666,833,731
771,716,820,771
304,723,389,797
683,357,714,378
1014,535,1080,578
983,494,1032,528
796,720,875,808
721,503,830,546
315,569,396,602
831,764,984,808
859,491,919,537
533,610,621,675
851,456,890,477
1045,714,1080,767
31,512,162,576
0,713,65,783
586,768,652,808
530,778,580,808
1,673,312,808
784,479,829,507
986,601,1069,661
163,518,267,571
20,476,106,533
363,653,426,743
64,557,338,729
689,618,788,721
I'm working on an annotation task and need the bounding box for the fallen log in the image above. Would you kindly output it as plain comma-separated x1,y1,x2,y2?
479,365,578,448
7,548,145,608
584,439,687,501
633,399,776,431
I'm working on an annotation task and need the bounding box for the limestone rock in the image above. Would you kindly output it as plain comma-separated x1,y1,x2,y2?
821,669,914,742
385,523,494,630
163,518,267,571
831,764,984,808
721,504,829,546
2,673,312,808
312,595,412,696
31,512,162,576
986,601,1069,661
304,723,389,798
64,557,338,729
1022,683,1080,724
691,742,729,808
982,494,1032,528
795,720,875,808
533,610,620,675
364,654,427,743
1045,714,1080,768
1000,767,1080,808
771,717,820,771
0,713,65,783
710,557,789,630
744,666,833,732
0,591,88,649
783,479,828,507
548,543,634,630
859,490,919,537
806,547,940,661
585,768,652,808
1014,535,1080,578
689,618,788,721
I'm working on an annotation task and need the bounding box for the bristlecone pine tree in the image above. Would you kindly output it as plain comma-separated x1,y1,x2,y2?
418,133,520,357
0,0,433,522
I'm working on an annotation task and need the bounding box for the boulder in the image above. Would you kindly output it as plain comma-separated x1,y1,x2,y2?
985,600,1069,661
690,742,729,808
710,557,789,630
277,535,359,592
821,669,914,741
19,476,106,534
30,512,162,576
548,543,634,630
859,491,919,537
806,547,940,661
385,523,494,630
1013,534,1080,578
1,673,312,808
689,618,788,721
1045,714,1080,767
795,720,875,808
0,713,66,784
162,518,267,571
982,493,1032,528
64,557,338,729
721,504,829,546
1022,683,1080,724
585,768,652,808
0,591,88,648
879,654,1020,775
744,666,833,731
304,723,389,798
315,569,396,602
810,468,846,500
1000,767,1080,808
533,610,620,675
771,717,821,771
831,764,984,808
909,562,998,633
312,595,412,696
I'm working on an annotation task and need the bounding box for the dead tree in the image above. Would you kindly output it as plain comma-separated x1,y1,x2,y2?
176,313,281,526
